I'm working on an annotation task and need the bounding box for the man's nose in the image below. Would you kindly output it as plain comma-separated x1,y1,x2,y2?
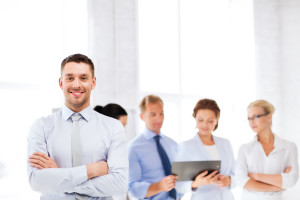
73,78,81,88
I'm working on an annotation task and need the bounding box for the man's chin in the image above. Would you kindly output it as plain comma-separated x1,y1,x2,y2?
67,100,85,109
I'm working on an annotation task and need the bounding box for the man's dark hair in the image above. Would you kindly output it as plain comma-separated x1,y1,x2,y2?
61,53,95,77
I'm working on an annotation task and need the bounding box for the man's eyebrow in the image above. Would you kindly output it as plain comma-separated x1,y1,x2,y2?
65,74,73,76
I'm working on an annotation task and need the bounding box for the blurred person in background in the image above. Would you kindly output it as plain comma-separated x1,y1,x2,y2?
176,98,236,200
236,99,299,200
94,103,128,127
128,95,179,199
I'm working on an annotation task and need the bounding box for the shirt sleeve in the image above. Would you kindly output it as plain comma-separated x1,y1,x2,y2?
281,142,299,189
70,123,129,197
127,145,151,199
175,181,193,194
27,118,88,193
235,145,250,188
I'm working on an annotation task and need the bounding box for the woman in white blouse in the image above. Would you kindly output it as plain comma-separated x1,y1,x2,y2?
236,100,299,200
176,99,235,200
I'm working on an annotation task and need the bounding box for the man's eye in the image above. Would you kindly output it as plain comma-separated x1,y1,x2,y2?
67,77,73,81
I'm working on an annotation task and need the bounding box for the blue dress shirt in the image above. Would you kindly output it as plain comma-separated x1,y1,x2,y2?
128,129,178,200
27,105,128,200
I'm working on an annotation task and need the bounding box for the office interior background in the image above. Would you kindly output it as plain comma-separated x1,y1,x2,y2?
0,0,300,199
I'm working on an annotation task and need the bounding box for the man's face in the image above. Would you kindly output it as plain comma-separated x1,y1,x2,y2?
59,62,96,112
140,102,164,134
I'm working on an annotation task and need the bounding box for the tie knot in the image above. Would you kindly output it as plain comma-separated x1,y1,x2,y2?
154,135,160,143
71,113,81,122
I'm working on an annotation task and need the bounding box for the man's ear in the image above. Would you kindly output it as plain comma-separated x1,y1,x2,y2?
140,113,144,121
59,77,63,89
91,76,96,90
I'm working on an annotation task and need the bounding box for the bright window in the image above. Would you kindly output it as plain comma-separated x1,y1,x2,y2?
0,0,87,199
138,0,256,198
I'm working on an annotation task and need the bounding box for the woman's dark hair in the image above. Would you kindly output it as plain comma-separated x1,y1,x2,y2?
94,103,127,120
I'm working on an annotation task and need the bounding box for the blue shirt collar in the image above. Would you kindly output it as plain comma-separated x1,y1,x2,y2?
143,128,164,140
62,104,92,122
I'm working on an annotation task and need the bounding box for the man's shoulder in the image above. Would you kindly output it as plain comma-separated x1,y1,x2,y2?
28,110,62,138
33,110,61,128
93,110,119,123
128,133,147,147
161,134,178,146
92,111,124,130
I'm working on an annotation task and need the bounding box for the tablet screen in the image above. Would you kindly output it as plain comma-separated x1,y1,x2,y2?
172,160,221,181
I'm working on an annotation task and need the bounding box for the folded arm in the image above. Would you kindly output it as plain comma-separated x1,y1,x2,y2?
248,173,282,188
27,119,127,197
244,178,282,192
70,130,128,197
235,146,281,192
27,120,89,193
247,143,299,190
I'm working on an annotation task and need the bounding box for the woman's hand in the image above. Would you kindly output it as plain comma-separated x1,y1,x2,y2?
191,170,219,189
216,175,231,188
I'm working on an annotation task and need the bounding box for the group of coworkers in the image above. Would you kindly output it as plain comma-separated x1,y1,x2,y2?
27,53,298,200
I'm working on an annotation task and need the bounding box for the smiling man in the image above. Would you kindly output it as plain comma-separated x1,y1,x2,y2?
27,54,128,200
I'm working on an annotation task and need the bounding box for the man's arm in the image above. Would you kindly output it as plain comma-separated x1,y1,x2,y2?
145,175,177,198
70,125,128,197
29,152,108,179
27,119,89,193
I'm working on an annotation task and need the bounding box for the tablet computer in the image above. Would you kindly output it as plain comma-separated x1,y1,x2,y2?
171,160,221,181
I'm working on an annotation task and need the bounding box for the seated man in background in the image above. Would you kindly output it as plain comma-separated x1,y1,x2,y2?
128,95,179,200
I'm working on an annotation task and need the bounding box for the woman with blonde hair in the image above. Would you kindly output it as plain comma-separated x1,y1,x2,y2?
236,100,299,200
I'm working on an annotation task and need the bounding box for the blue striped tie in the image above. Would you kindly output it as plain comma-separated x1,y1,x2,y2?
154,135,176,199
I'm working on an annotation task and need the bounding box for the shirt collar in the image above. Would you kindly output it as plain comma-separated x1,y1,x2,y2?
253,134,282,149
62,104,92,122
143,128,164,140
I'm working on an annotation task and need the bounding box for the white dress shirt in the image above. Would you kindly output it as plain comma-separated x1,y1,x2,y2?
236,134,299,200
175,134,236,200
27,105,128,200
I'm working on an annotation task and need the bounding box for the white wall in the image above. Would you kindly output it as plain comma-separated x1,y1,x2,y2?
254,0,300,198
87,0,138,142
